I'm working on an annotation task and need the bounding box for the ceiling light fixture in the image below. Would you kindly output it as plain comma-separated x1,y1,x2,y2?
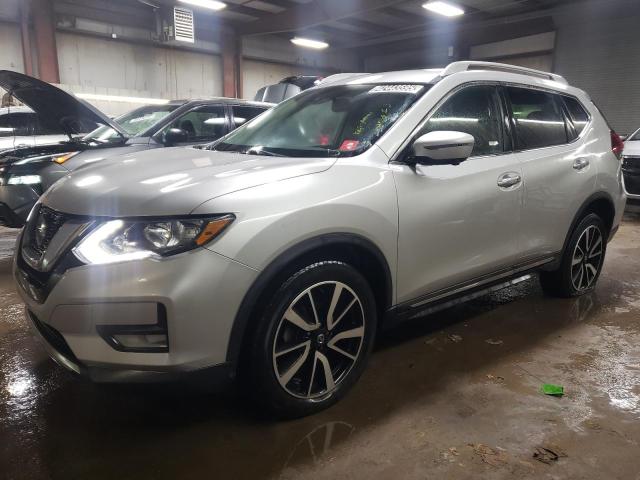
178,0,226,11
422,1,464,17
290,37,329,50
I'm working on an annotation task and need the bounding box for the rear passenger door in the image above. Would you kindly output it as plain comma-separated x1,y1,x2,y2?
504,86,596,262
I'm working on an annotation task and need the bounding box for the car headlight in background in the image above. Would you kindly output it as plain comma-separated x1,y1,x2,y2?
73,215,235,265
7,174,41,185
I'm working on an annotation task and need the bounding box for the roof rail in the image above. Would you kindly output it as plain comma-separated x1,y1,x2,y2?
441,61,567,85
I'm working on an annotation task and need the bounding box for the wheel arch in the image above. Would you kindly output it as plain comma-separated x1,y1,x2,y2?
554,191,616,266
226,233,393,367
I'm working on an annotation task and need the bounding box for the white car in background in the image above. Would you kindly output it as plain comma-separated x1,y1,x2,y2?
622,128,640,204
0,106,69,152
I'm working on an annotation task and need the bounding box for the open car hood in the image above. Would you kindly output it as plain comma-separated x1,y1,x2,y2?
0,70,126,138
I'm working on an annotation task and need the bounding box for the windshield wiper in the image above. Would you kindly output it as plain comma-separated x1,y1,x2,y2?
244,146,285,157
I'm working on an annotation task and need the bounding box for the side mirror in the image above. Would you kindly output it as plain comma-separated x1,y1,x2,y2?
164,128,188,146
409,131,475,165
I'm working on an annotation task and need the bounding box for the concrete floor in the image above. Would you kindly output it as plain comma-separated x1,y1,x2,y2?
1,215,639,480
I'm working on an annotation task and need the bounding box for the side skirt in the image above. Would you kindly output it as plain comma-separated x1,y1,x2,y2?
384,255,557,328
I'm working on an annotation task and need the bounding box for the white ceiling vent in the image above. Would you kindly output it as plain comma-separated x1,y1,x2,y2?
173,7,195,43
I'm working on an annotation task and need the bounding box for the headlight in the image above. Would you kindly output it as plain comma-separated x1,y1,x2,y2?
7,174,41,185
73,215,235,265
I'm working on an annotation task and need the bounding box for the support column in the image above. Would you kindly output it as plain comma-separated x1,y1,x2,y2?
19,2,34,76
32,0,60,83
221,29,242,98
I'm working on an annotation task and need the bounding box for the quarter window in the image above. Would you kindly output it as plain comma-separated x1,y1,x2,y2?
562,96,589,136
419,85,504,157
506,87,568,149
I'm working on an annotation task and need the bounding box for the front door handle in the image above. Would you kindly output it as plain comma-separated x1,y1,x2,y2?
573,157,590,170
497,172,522,189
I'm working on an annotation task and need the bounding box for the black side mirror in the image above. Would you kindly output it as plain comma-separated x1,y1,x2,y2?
164,128,188,146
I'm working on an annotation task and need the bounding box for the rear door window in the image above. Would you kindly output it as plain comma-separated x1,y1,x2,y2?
506,87,568,150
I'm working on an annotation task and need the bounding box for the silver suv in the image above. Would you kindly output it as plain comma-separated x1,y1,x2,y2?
14,62,626,417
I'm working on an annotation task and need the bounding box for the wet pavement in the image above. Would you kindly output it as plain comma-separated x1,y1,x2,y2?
1,217,640,480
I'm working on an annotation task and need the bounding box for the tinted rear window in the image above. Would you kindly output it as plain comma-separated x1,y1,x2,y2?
507,87,568,150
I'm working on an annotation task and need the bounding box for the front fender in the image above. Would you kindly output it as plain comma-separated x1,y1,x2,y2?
193,160,399,292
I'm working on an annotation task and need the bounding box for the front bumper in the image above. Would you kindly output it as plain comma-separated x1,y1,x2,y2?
15,243,259,381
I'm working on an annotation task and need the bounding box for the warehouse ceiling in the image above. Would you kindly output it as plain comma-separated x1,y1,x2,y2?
187,0,577,47
52,0,582,52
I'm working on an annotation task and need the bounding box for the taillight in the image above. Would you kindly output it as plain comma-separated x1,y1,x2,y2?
611,130,624,159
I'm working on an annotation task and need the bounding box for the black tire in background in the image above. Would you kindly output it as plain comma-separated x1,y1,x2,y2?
246,261,377,419
540,213,607,298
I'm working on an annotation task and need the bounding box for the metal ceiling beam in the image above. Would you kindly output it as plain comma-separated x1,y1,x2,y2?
336,17,395,34
237,0,408,35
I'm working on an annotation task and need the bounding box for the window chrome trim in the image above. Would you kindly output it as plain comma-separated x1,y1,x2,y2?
502,82,593,152
390,80,593,164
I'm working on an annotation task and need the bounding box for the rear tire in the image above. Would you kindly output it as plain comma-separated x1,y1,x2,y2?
540,213,607,298
246,261,377,419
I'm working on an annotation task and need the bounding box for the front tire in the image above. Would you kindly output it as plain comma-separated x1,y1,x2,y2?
540,213,606,297
247,261,377,418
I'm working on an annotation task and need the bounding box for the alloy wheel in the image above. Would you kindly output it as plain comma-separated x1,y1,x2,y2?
571,225,604,291
272,281,365,399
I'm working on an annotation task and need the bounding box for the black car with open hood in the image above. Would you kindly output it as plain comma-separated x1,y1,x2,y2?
0,70,126,140
0,70,272,226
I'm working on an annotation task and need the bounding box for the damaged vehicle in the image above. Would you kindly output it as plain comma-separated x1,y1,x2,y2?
0,70,272,226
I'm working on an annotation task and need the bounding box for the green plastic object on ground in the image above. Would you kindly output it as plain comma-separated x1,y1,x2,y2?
541,384,564,396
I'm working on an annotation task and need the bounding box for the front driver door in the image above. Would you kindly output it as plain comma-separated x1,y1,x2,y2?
393,84,523,304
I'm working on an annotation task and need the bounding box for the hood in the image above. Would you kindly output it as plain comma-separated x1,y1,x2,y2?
623,140,640,157
0,70,126,138
42,147,336,217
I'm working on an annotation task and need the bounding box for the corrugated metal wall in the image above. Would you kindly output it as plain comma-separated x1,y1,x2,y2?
0,23,24,73
553,0,640,134
55,32,223,115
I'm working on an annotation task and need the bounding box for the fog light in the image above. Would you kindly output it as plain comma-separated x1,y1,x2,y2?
112,334,168,349
96,304,169,353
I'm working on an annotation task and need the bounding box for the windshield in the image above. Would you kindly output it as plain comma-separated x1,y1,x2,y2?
83,104,180,143
214,84,428,157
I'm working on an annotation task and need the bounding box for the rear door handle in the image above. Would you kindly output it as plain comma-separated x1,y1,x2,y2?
497,172,522,189
573,157,590,170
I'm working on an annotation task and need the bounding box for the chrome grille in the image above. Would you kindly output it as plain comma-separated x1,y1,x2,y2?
22,205,68,270
27,206,67,256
